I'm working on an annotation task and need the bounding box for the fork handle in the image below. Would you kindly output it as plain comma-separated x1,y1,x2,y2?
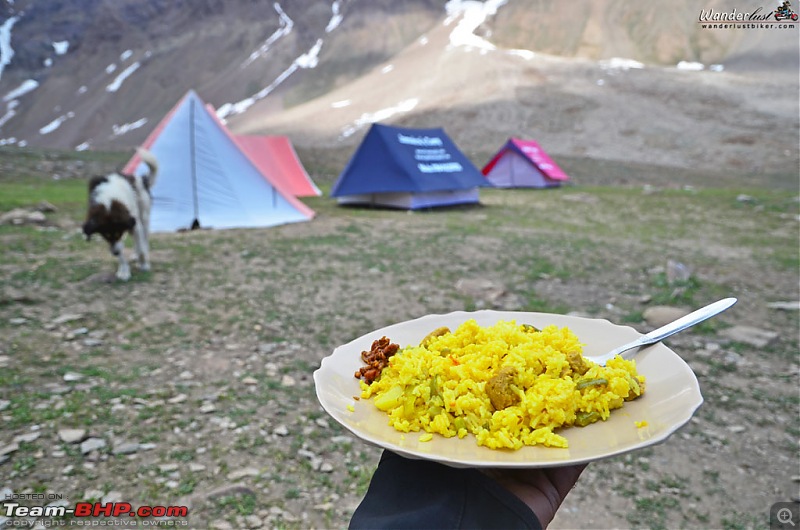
621,297,738,359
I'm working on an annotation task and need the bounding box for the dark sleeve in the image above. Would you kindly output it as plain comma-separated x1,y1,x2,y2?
349,451,543,530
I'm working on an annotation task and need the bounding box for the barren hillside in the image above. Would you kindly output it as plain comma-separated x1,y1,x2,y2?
229,12,799,182
0,0,797,179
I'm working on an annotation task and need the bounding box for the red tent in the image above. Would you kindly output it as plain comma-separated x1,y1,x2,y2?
482,138,569,188
236,135,321,198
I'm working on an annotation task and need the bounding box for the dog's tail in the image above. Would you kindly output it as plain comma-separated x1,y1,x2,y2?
136,147,159,189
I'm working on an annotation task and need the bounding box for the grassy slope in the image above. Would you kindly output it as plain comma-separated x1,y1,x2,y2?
0,147,798,528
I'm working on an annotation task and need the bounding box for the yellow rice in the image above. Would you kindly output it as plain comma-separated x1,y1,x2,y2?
359,319,645,449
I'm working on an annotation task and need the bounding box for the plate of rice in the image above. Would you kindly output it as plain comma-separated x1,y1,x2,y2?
314,310,703,468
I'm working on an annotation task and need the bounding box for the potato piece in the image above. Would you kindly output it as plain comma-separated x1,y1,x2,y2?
485,366,519,410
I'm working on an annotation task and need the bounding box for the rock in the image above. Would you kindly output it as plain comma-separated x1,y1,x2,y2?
9,317,28,325
63,372,84,382
102,491,124,503
767,301,800,311
112,442,140,455
14,432,40,444
273,425,289,436
51,313,84,325
159,463,180,472
80,437,106,454
720,326,779,348
189,463,206,472
643,306,691,328
168,394,188,404
242,377,258,386
244,515,263,528
199,403,217,414
227,467,261,480
58,429,87,444
0,442,19,456
36,200,57,212
281,375,296,387
0,208,47,225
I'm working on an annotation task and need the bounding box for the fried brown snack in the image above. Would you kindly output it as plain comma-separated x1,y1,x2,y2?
354,336,400,384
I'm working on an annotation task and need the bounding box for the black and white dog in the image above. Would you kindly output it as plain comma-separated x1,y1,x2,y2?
82,148,158,281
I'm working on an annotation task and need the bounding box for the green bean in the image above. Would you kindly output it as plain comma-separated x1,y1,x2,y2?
575,411,602,427
576,378,608,390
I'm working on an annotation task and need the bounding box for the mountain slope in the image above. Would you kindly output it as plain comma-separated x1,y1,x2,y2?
0,0,797,180
229,6,799,177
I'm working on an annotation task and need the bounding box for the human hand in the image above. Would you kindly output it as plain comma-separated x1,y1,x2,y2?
483,464,587,528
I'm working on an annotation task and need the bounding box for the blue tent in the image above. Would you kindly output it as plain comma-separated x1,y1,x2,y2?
331,123,490,209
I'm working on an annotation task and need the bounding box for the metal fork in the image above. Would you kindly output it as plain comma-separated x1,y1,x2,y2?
588,298,738,366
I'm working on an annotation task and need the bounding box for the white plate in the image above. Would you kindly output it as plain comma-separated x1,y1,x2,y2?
314,310,703,468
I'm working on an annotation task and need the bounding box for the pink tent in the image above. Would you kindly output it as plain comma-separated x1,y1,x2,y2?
236,135,321,198
482,138,570,188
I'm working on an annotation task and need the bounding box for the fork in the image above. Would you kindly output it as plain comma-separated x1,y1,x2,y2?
587,298,738,366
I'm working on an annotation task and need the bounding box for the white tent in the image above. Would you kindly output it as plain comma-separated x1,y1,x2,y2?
124,90,314,232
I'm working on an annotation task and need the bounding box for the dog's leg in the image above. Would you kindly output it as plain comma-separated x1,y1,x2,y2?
112,240,131,281
133,222,150,271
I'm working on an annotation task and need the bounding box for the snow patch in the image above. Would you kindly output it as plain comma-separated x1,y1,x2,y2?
106,62,141,92
444,0,507,51
3,79,39,102
331,99,351,108
0,99,18,129
39,111,75,135
340,98,419,139
381,64,394,74
243,3,294,67
220,39,325,119
105,63,117,74
600,57,645,71
53,41,69,55
44,58,52,67
419,36,429,46
77,85,87,95
223,0,342,119
112,118,148,136
326,1,343,32
507,49,535,60
0,16,20,82
75,142,91,151
676,61,704,71
120,50,133,61
0,137,18,146
296,39,323,68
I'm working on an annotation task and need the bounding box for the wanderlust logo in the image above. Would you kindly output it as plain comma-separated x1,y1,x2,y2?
699,0,798,28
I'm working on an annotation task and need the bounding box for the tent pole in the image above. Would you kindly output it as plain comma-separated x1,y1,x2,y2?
190,98,200,227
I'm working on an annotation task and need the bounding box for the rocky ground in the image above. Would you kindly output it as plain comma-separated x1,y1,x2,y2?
0,146,797,529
